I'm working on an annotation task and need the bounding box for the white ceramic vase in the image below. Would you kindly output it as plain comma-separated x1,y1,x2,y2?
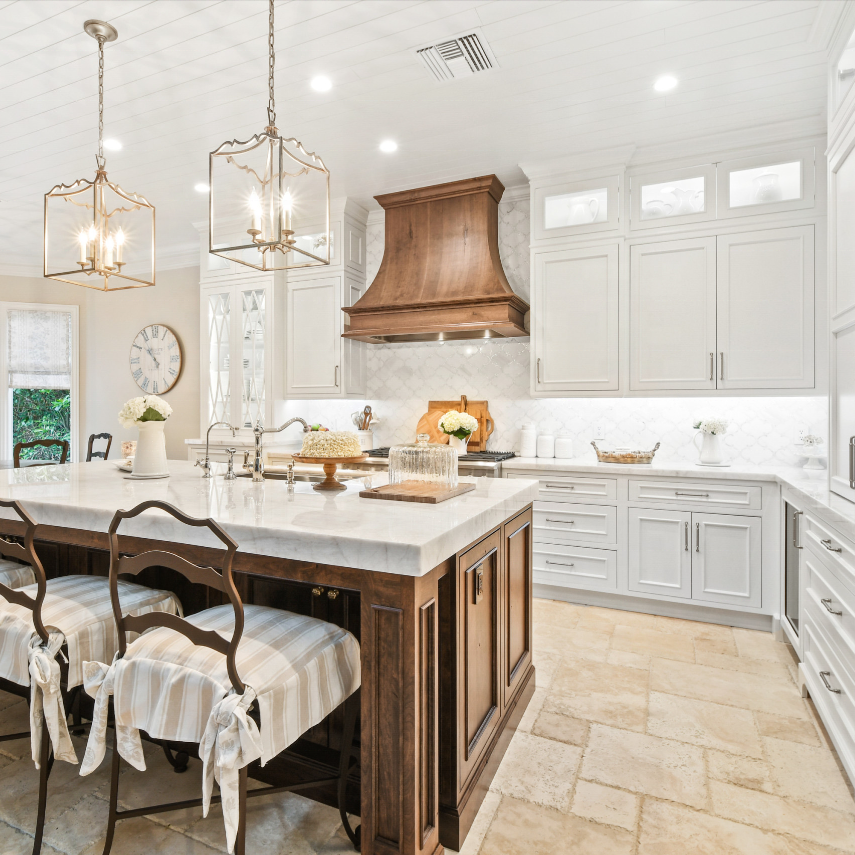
448,435,469,454
132,420,169,476
694,431,724,465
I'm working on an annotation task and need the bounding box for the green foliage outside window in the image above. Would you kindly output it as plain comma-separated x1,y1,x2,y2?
12,389,71,460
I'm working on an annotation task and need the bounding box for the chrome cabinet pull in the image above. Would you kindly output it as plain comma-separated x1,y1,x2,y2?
675,491,710,498
546,518,575,524
334,365,339,387
545,483,574,489
684,521,689,551
821,597,843,616
719,352,724,381
820,670,842,694
709,352,714,381
850,436,855,489
536,357,541,384
821,538,843,553
546,560,575,568
793,510,803,549
695,522,700,553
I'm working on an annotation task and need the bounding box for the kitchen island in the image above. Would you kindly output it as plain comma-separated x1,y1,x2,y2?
0,461,538,855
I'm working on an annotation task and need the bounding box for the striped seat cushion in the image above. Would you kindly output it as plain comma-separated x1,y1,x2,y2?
0,560,35,591
111,604,361,763
0,575,181,689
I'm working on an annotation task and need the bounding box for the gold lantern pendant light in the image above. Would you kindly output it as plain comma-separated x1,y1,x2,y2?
209,0,330,272
44,20,155,291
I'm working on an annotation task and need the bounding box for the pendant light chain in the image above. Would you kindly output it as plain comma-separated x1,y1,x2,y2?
267,0,276,128
97,34,105,168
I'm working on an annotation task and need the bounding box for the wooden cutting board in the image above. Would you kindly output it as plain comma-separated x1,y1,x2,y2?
415,409,449,444
428,396,494,452
359,480,476,504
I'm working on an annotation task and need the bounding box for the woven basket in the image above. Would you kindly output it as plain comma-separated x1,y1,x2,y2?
591,441,660,464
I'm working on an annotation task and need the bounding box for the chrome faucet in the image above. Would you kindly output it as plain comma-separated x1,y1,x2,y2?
245,417,310,482
195,421,237,478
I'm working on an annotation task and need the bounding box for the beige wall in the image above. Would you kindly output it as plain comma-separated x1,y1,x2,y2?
0,266,200,461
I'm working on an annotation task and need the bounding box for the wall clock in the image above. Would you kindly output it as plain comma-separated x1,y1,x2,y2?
130,324,182,394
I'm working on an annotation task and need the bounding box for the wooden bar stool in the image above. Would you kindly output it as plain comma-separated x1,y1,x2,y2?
80,499,362,855
86,433,113,461
0,498,182,855
13,439,69,467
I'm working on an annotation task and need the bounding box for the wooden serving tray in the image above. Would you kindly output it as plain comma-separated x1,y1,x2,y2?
359,480,476,504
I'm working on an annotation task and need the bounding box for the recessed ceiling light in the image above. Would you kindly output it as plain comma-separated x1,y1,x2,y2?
311,75,332,92
103,138,122,151
194,183,209,193
654,75,678,93
379,139,398,153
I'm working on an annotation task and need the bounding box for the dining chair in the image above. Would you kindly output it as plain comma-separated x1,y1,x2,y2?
80,499,362,855
0,498,182,855
86,433,113,462
13,439,69,468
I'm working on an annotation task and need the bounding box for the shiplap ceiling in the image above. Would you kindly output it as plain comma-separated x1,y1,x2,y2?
0,0,834,271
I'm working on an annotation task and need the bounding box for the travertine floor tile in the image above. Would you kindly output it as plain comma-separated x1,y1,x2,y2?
532,650,560,689
0,702,33,761
533,624,608,661
694,650,792,680
489,731,581,809
0,819,64,855
548,658,649,731
607,649,651,670
647,691,762,757
650,658,807,718
653,616,736,643
78,815,222,855
764,736,855,814
532,709,589,746
706,750,776,793
43,793,109,854
693,635,739,657
533,598,583,629
516,685,547,733
638,798,822,855
455,790,500,855
612,624,695,662
755,711,821,746
580,725,707,808
732,628,790,663
571,780,638,832
710,780,855,851
480,795,634,855
576,606,660,634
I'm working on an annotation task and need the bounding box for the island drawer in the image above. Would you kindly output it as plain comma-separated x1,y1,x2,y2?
803,547,855,662
534,542,617,592
804,515,855,587
507,473,617,503
628,479,761,509
533,502,617,546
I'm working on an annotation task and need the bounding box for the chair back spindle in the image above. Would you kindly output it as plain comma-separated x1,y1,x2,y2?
86,433,113,461
13,439,69,468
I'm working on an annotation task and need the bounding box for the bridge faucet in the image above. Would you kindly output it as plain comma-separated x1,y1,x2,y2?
195,421,237,478
246,417,310,482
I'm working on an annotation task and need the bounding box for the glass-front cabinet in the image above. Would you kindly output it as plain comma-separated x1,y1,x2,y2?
201,275,276,437
532,175,620,241
717,149,815,217
629,164,716,230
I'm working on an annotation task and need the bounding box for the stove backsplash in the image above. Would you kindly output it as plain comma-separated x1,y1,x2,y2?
277,197,827,468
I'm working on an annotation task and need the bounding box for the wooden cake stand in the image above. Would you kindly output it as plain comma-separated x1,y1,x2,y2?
291,454,369,491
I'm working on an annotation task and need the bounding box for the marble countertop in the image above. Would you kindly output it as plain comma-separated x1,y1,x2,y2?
0,461,538,577
504,456,855,544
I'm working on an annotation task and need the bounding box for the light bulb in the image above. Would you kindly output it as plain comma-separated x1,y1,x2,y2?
311,76,332,92
115,228,124,264
104,234,115,268
78,230,88,264
249,189,262,234
379,139,398,153
104,138,122,151
281,190,293,231
194,183,209,193
654,75,678,92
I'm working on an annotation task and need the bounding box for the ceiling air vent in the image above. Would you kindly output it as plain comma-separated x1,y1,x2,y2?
416,30,497,82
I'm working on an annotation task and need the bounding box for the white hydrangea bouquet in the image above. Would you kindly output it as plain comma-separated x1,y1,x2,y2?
693,417,729,436
692,417,729,466
118,395,173,477
438,410,479,453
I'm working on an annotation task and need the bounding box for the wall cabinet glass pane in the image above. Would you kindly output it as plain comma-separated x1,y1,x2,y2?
728,161,801,208
240,288,266,428
207,291,231,425
640,176,705,220
544,188,608,229
532,175,620,241
629,165,715,230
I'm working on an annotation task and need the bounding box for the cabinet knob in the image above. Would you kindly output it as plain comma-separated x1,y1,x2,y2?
311,586,325,597
327,588,340,600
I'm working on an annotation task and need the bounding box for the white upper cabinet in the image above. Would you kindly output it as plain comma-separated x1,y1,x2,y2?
630,238,716,391
629,165,716,230
717,226,814,389
533,245,619,392
532,175,620,241
717,149,815,218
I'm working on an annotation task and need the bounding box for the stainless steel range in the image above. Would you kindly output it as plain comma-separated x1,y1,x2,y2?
348,448,516,478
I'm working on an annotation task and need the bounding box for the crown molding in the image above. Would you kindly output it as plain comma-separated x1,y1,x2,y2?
520,145,636,181
155,243,198,272
502,184,530,203
0,261,43,279
808,0,849,54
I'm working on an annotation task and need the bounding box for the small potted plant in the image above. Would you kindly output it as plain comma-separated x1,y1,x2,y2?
118,395,173,477
438,410,479,454
692,417,729,465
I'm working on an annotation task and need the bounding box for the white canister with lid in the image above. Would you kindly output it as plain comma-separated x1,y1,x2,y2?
555,431,574,459
520,421,537,458
537,433,555,458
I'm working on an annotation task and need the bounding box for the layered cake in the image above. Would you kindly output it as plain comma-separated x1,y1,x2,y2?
299,430,362,458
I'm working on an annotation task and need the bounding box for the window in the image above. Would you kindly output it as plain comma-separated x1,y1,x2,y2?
0,303,78,462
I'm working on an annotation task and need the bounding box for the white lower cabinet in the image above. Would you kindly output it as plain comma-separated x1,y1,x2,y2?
534,542,617,592
628,507,761,606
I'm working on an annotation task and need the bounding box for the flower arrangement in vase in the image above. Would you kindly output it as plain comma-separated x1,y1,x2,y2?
118,395,173,477
799,434,825,470
692,417,729,466
438,410,479,454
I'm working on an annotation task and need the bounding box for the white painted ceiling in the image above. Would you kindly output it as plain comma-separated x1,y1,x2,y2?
0,0,833,271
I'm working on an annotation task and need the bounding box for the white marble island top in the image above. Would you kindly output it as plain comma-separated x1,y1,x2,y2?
0,461,538,577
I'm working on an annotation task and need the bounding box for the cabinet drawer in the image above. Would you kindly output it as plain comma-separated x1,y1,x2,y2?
534,543,617,592
628,480,761,509
508,473,617,503
534,502,617,546
804,515,855,588
803,549,855,663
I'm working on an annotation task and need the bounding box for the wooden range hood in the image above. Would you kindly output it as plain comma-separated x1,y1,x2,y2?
342,175,529,343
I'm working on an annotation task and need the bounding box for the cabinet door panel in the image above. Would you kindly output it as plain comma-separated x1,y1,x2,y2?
343,274,366,396
834,146,855,317
717,227,814,389
503,511,532,706
630,238,716,390
534,245,619,392
831,321,855,502
287,276,341,396
628,507,692,599
692,513,762,608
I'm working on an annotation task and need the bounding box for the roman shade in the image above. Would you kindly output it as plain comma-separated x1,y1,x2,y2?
8,309,72,389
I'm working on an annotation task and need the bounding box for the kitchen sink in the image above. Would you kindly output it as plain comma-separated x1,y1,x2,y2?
235,471,359,483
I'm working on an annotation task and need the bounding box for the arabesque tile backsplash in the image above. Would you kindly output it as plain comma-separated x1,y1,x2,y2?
280,197,827,467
